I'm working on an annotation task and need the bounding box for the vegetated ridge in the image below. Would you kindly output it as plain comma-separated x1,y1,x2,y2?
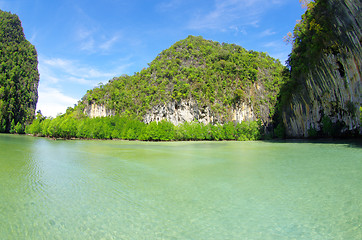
80,35,287,128
0,10,39,133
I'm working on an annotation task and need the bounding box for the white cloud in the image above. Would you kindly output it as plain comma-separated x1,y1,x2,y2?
263,40,281,48
38,63,60,84
36,85,78,117
41,57,116,82
100,35,120,51
80,38,95,51
188,0,286,32
76,27,95,40
75,25,121,53
188,0,262,31
36,55,133,117
259,29,276,37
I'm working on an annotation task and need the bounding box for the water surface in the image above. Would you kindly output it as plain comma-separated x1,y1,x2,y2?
0,134,361,239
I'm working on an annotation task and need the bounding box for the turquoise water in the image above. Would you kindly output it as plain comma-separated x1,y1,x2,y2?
0,134,361,239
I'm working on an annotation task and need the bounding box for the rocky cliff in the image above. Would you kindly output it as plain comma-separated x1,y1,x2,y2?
83,102,115,118
142,99,256,125
85,98,258,125
282,0,361,137
0,10,39,133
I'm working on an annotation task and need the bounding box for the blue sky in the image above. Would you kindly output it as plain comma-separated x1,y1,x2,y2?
1,0,306,117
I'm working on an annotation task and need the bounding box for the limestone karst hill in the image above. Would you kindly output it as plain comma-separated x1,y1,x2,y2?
80,35,287,131
278,0,361,138
0,10,39,133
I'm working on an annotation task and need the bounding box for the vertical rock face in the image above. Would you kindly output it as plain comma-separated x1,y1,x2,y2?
83,103,115,118
283,0,361,137
142,99,257,125
84,99,257,125
83,74,270,126
0,10,40,132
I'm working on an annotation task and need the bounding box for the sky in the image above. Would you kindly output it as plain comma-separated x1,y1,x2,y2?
1,0,306,117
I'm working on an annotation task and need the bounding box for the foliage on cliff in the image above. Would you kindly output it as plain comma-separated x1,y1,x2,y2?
279,0,340,107
287,0,337,77
81,36,286,122
0,10,39,133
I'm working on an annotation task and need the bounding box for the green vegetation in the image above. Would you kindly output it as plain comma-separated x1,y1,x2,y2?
287,0,336,77
0,10,39,133
81,35,286,121
25,109,262,141
59,35,285,141
279,0,336,106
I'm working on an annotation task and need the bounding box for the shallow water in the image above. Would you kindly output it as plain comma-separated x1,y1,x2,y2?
0,134,361,239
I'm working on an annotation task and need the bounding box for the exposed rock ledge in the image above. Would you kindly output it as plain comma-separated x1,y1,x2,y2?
84,99,257,125
83,103,115,118
143,99,257,125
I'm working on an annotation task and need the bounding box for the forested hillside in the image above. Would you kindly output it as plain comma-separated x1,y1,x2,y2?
80,36,287,124
0,10,39,133
25,36,288,140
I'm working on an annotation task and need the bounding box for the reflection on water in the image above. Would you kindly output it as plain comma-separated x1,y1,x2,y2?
0,134,361,239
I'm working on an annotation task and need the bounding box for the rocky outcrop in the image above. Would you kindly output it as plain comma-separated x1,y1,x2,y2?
282,0,361,137
143,99,257,125
0,10,39,132
84,99,258,125
83,103,115,118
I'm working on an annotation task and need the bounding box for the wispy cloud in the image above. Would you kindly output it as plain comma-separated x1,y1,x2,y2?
156,0,183,11
37,55,133,117
73,6,121,54
75,26,121,53
259,29,276,37
188,0,286,32
100,35,121,51
37,85,78,117
263,40,281,48
262,39,291,65
188,0,262,31
28,28,39,44
41,57,116,81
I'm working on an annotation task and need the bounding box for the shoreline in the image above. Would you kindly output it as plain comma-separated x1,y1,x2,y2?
13,133,361,143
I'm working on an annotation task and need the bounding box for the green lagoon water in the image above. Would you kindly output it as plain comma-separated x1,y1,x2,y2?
0,134,361,239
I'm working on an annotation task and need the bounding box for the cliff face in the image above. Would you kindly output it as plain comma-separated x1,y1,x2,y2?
83,77,272,126
83,103,115,118
282,0,361,137
142,99,256,125
0,10,39,132
84,99,257,125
